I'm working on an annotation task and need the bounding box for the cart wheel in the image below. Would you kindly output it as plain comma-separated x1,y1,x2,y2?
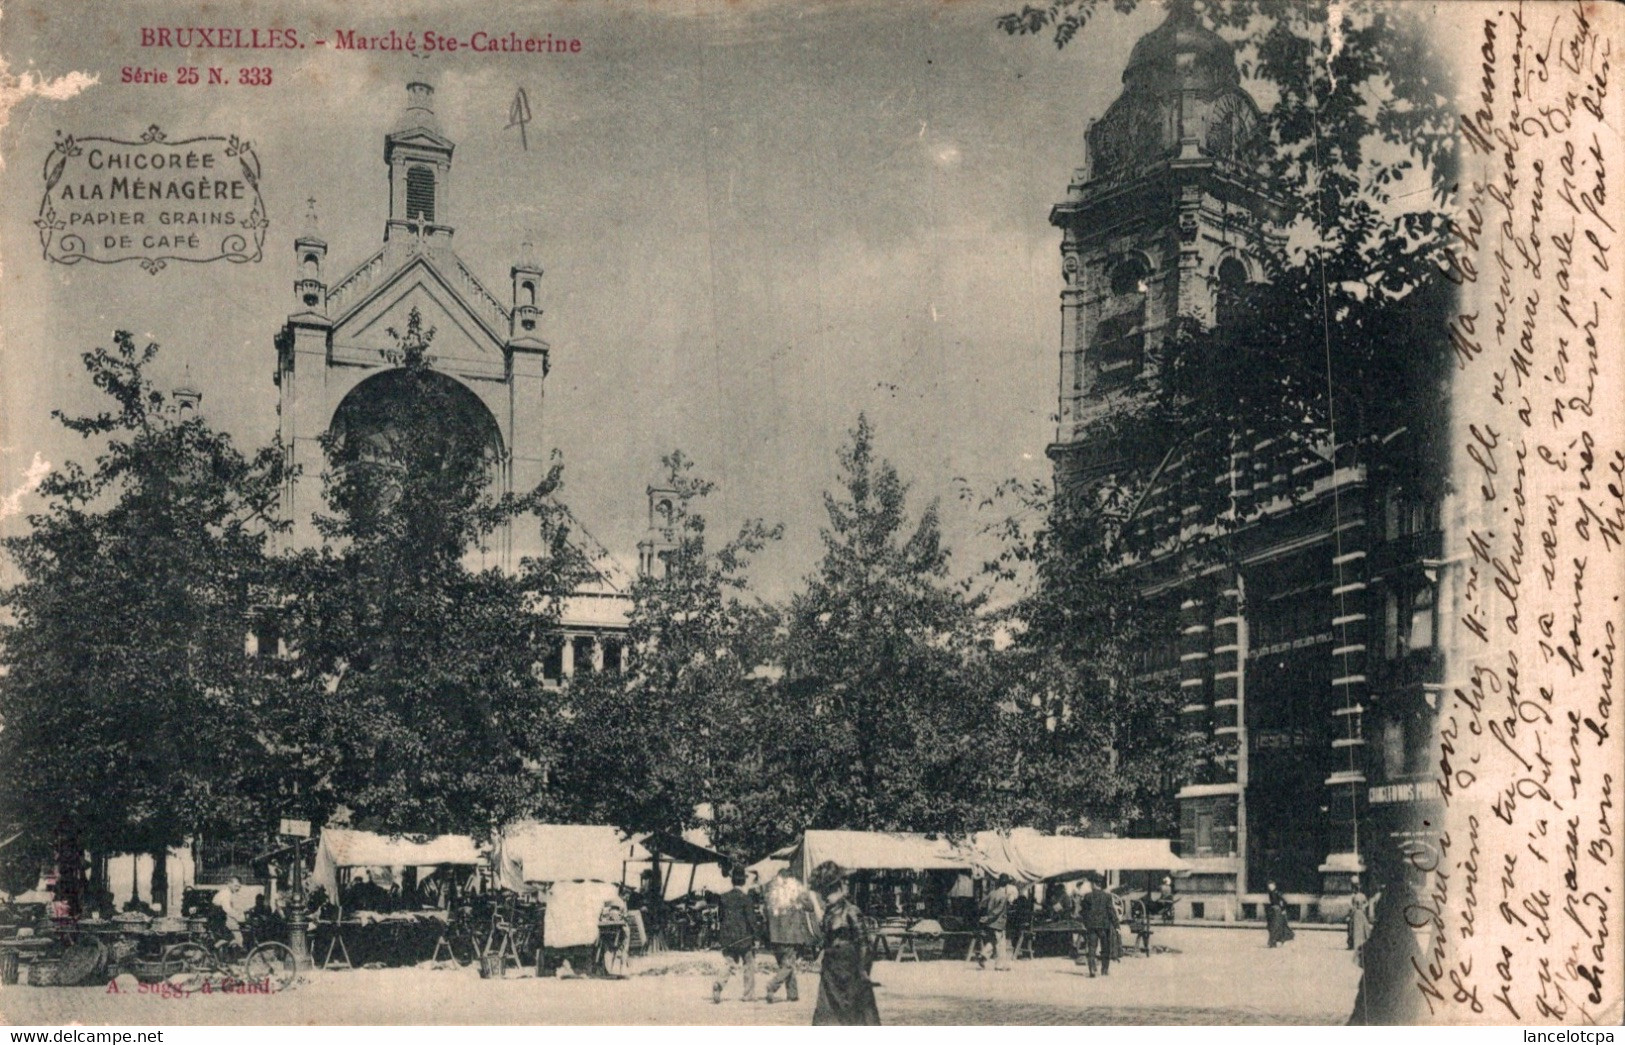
57,938,108,986
160,941,215,991
244,942,299,992
449,933,478,967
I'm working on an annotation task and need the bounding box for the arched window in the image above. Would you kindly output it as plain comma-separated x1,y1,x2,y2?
1096,254,1152,386
520,280,536,307
405,165,436,224
302,253,320,277
1110,254,1151,296
1216,257,1248,327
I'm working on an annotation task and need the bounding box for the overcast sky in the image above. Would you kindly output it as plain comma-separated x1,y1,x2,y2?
1,0,1161,598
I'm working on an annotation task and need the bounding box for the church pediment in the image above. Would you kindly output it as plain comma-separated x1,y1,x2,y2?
332,256,507,368
387,127,455,152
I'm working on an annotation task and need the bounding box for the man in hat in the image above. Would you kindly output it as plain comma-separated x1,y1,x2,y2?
977,874,1016,971
1076,877,1121,976
712,867,762,1003
763,866,820,1003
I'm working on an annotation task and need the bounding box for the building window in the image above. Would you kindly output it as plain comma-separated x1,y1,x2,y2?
1110,254,1151,296
1408,584,1436,651
1404,707,1434,775
572,635,597,675
405,165,436,224
1385,491,1440,541
1180,795,1238,858
540,638,564,681
1382,718,1405,778
1385,580,1437,657
1094,310,1145,385
1215,257,1248,327
1093,255,1151,388
1384,589,1401,659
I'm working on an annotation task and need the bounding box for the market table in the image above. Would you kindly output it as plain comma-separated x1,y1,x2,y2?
887,924,983,962
314,911,448,969
1014,919,1134,961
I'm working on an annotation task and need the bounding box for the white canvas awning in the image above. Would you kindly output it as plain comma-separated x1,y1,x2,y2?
492,823,648,890
788,830,972,879
967,830,1189,881
309,828,481,898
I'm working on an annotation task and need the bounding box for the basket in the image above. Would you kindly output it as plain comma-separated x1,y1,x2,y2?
130,957,187,984
151,917,188,934
25,959,63,987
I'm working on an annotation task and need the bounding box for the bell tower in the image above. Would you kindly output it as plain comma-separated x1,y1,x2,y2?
637,485,680,579
1045,0,1298,917
385,81,455,246
1047,0,1278,490
293,197,327,313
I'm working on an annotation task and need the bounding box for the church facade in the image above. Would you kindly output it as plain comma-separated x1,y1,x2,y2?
273,82,631,681
1047,6,1444,920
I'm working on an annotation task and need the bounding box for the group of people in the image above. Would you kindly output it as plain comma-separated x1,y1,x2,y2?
1262,877,1381,965
975,875,1123,976
708,863,881,1026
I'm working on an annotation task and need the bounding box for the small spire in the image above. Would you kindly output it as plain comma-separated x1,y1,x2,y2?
395,80,443,135
304,196,319,234
174,365,201,411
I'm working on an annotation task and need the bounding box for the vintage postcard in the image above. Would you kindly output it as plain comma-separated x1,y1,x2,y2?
0,0,1620,1029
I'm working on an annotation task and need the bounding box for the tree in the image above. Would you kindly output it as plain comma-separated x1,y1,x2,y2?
274,309,585,836
549,452,783,858
0,333,286,902
781,415,999,836
976,479,1207,836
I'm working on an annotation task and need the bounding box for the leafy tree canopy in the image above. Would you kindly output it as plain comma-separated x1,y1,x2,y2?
550,452,783,858
0,333,286,873
274,309,587,837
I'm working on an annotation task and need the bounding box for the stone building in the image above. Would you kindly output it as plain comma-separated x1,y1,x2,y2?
273,81,631,684
1047,4,1444,920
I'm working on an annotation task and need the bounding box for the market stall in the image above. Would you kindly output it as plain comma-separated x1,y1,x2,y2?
489,823,648,975
965,831,1190,959
307,828,483,969
775,830,979,958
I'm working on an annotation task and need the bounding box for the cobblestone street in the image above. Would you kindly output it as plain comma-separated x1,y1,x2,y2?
3,926,1362,1026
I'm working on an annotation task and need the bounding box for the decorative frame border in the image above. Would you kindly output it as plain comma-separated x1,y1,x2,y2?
36,125,267,275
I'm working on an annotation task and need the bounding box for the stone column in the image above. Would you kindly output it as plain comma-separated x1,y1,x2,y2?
1322,486,1371,892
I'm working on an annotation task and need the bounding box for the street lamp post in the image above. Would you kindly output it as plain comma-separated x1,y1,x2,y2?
288,837,310,971
279,817,313,971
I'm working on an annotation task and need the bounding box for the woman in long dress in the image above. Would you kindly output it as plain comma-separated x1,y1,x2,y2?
1347,878,1380,966
1265,881,1295,947
808,861,880,1026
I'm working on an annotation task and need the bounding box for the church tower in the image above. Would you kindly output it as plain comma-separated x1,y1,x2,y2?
275,82,553,567
1048,0,1278,489
637,485,681,579
385,81,455,246
1046,2,1387,917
